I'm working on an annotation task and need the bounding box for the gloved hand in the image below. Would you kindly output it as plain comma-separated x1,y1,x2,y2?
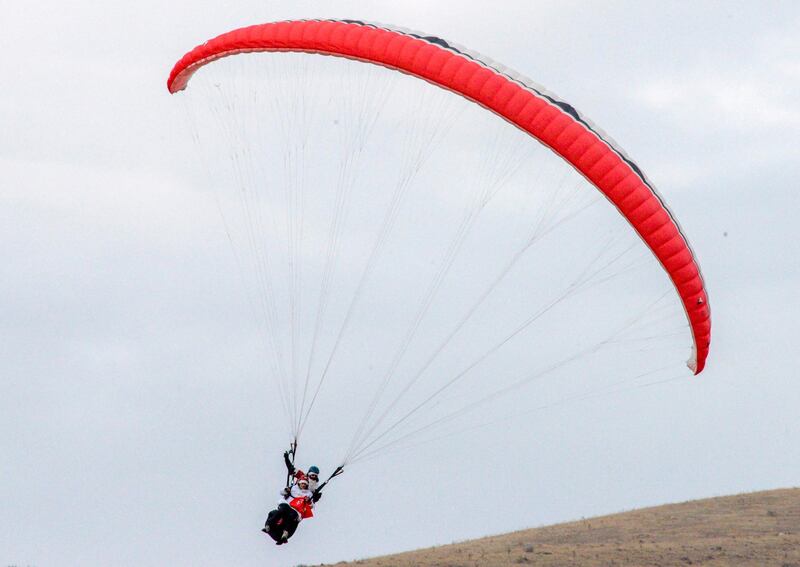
283,451,296,475
281,487,291,498
311,490,322,503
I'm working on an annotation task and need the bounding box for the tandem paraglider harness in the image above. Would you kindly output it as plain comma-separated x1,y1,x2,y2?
262,441,344,545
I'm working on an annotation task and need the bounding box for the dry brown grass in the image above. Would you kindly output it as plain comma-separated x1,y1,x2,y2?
325,487,799,566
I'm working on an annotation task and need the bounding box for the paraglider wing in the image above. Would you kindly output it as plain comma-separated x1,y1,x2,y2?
167,19,709,373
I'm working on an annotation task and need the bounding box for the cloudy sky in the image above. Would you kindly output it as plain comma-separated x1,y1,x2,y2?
2,1,799,566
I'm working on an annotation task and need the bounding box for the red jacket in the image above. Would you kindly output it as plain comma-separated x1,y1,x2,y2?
289,496,314,519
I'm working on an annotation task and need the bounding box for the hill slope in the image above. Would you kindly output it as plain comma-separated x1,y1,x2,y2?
330,488,799,566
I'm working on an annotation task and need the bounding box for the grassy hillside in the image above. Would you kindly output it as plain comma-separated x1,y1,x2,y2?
327,488,799,566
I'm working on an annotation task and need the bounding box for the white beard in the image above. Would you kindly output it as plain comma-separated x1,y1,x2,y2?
307,479,319,492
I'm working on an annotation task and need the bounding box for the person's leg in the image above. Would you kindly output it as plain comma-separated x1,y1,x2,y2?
272,504,295,542
262,510,282,542
286,514,300,538
266,508,279,529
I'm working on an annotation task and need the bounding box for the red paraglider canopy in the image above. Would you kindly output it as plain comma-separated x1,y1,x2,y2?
168,19,710,373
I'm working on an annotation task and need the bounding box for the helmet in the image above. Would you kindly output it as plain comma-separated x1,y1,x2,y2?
308,466,320,475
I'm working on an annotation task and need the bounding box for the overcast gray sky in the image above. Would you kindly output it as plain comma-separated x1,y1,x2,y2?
2,2,800,566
